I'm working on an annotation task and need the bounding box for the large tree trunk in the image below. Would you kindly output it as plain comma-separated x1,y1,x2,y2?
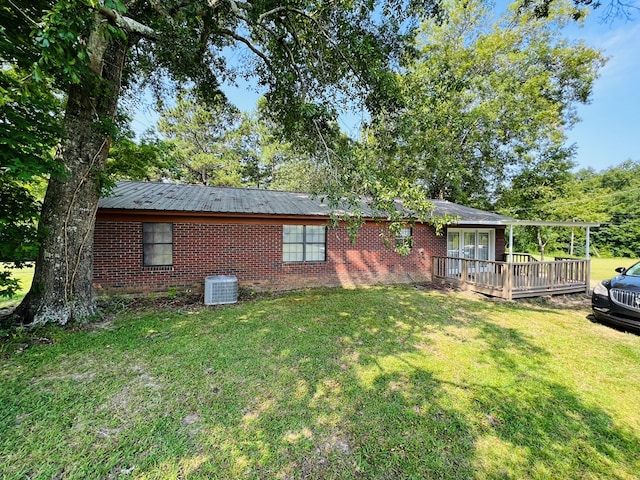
16,34,128,326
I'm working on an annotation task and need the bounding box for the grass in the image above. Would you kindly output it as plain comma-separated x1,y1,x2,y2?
0,264,34,310
590,257,639,284
1,286,639,479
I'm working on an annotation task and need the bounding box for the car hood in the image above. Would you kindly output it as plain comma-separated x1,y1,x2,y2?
609,274,640,291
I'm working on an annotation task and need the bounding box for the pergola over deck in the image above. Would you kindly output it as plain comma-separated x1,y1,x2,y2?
433,219,601,300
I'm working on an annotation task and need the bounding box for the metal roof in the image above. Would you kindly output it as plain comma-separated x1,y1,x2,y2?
98,181,513,225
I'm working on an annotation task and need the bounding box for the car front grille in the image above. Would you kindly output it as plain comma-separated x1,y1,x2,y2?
610,288,640,312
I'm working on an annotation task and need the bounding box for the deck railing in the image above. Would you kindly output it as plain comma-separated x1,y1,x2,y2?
502,253,539,263
432,256,590,300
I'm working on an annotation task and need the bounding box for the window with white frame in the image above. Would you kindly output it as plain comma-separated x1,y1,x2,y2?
446,228,494,261
143,223,173,266
395,227,413,250
283,225,326,262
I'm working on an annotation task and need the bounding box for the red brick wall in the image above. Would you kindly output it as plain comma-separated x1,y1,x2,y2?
93,219,451,294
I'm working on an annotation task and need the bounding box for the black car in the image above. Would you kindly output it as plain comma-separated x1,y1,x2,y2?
592,261,640,334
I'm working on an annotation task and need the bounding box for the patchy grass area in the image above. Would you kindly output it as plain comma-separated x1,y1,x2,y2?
1,286,639,479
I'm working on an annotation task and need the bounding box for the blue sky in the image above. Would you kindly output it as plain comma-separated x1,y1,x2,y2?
562,13,640,172
131,5,638,174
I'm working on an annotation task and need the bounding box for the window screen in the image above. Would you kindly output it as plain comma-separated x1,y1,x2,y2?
143,223,173,266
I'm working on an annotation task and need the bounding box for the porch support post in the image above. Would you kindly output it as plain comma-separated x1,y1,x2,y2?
509,224,514,263
585,226,591,294
585,226,591,260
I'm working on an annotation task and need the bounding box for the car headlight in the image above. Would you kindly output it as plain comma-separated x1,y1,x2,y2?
593,282,608,296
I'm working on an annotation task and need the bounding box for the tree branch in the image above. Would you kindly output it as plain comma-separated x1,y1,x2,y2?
98,6,157,40
256,7,365,88
7,0,39,27
257,6,290,23
217,28,272,69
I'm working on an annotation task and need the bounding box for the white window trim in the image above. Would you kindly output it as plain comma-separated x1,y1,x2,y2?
447,228,495,261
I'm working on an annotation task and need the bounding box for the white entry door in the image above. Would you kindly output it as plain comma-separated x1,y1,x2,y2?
447,229,495,261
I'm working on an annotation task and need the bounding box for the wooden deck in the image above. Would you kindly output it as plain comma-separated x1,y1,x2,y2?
432,256,590,300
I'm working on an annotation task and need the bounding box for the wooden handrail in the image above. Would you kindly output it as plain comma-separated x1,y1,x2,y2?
502,253,538,262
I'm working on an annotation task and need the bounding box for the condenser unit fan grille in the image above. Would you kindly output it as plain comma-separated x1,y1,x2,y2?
204,275,238,305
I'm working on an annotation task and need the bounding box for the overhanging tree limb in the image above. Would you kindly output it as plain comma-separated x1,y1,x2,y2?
97,6,156,39
217,27,272,69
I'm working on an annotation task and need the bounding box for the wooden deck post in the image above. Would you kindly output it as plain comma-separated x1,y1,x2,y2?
585,259,591,294
504,263,513,300
461,258,468,290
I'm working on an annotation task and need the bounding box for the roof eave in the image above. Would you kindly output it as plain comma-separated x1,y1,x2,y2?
500,220,601,228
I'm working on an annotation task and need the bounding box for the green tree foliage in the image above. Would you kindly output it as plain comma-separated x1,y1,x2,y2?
230,108,334,192
581,160,640,257
154,95,344,192
495,158,640,259
105,129,181,182
0,5,63,297
497,147,578,259
158,90,244,186
360,0,604,209
519,0,639,22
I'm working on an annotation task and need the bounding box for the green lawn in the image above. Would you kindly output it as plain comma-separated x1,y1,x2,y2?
0,264,34,310
1,286,639,479
590,257,639,285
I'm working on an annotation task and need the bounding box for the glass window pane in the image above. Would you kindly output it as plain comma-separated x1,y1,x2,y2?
395,227,412,248
143,224,173,266
305,244,326,262
283,243,303,262
305,226,326,243
478,232,489,260
463,232,476,259
144,223,172,244
144,244,173,266
447,232,460,257
283,225,304,243
156,230,172,244
283,225,326,262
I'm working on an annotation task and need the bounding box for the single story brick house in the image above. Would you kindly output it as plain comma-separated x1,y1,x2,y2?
94,181,510,294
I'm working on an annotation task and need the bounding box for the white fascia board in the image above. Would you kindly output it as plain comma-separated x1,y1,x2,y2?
500,220,601,228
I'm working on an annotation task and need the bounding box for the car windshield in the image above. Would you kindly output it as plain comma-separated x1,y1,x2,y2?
624,262,640,277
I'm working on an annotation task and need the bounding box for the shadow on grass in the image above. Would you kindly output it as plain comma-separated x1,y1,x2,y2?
0,286,638,479
470,379,640,479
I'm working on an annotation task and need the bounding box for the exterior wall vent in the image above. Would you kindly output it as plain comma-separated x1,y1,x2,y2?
204,275,238,305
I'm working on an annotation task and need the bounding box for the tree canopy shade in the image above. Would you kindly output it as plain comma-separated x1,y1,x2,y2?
5,0,441,325
358,0,605,209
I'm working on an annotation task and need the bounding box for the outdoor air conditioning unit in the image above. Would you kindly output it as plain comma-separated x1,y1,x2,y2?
204,275,238,305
